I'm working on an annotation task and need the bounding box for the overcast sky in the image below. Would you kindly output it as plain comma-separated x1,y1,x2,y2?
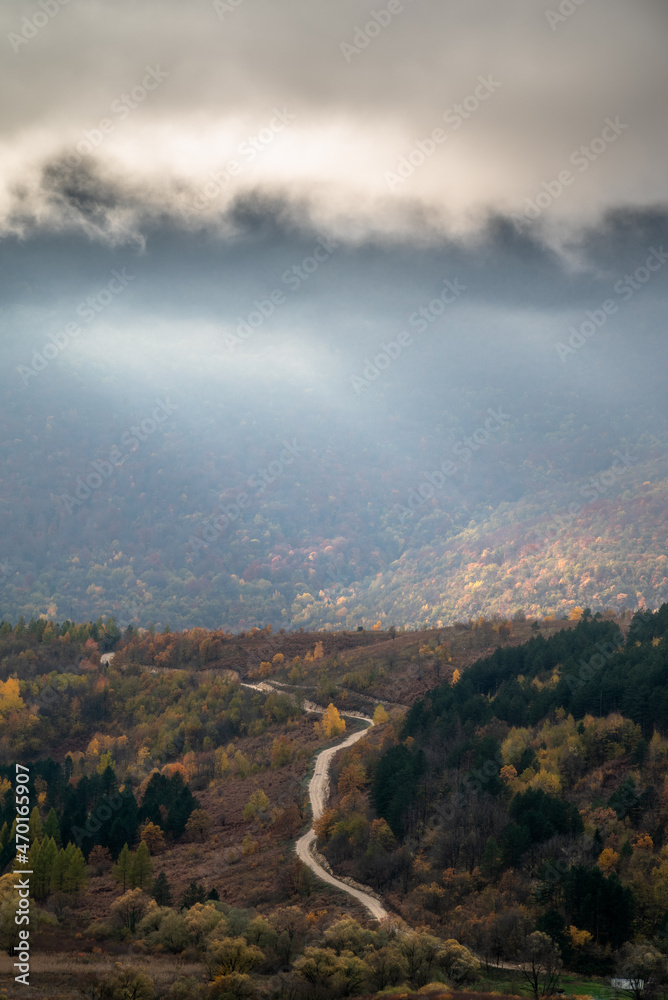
2,0,667,245
1,0,666,414
1,0,667,629
2,0,667,409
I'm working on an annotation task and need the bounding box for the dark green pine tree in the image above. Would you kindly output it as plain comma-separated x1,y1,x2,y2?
100,764,117,796
112,843,133,891
181,880,206,909
620,838,633,862
480,836,501,879
62,844,88,895
130,841,153,891
51,845,70,895
166,786,197,838
28,839,48,901
44,808,62,847
152,870,173,906
105,788,139,857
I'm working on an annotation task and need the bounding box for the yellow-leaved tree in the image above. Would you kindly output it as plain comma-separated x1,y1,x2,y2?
315,704,345,739
373,704,389,725
597,848,619,873
0,872,22,953
569,926,593,949
0,677,24,717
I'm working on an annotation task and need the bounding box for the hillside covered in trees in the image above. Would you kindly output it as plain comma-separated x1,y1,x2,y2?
2,607,668,998
316,607,668,976
2,356,667,635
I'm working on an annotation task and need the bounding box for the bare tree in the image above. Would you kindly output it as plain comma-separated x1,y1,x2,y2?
520,931,562,1000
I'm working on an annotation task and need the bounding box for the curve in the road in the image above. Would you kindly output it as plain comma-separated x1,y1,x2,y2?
243,682,389,920
102,663,388,917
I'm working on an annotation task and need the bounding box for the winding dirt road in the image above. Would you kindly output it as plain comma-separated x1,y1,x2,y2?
94,659,389,917
243,682,389,920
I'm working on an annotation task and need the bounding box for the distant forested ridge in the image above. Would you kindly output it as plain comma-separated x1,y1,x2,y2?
1,364,667,632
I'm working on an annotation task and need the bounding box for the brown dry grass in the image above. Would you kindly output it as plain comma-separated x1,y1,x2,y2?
0,951,206,999
74,712,373,928
373,992,522,1000
296,618,583,708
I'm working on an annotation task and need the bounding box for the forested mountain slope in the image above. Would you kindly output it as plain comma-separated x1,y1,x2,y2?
316,607,668,974
2,363,667,632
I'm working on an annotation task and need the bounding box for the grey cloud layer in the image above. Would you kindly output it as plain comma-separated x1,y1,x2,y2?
1,0,666,239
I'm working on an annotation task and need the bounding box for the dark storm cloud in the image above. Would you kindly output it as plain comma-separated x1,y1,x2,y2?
2,189,667,334
30,157,146,244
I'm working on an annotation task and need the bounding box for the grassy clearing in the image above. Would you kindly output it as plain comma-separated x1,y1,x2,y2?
475,965,621,1000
